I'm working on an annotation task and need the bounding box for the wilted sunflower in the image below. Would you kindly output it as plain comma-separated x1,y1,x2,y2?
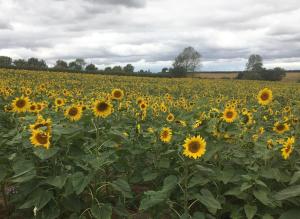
30,130,51,149
160,127,172,143
166,113,175,122
183,136,206,159
281,137,295,159
257,88,273,105
65,105,82,121
11,96,30,113
273,122,289,134
93,100,113,118
222,107,238,123
112,89,124,100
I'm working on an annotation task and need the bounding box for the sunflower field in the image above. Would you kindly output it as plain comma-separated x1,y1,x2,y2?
0,68,300,219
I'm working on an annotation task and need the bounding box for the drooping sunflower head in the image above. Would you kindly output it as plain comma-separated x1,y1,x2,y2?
93,100,113,118
222,107,238,123
166,113,175,122
160,127,172,143
183,136,206,159
281,137,295,160
112,89,124,100
12,96,31,113
65,105,82,121
273,122,289,134
30,116,52,133
257,88,273,105
30,130,51,149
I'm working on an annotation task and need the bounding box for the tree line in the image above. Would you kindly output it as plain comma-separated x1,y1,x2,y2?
0,48,287,81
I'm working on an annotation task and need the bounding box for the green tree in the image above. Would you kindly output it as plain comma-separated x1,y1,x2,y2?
245,54,263,71
13,59,27,68
69,58,86,71
27,57,48,69
104,67,112,72
161,67,168,73
85,63,98,72
112,66,122,73
54,60,68,70
0,56,12,68
123,64,134,73
173,47,201,73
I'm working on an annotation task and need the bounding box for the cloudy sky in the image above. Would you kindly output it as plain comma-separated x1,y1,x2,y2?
1,0,300,72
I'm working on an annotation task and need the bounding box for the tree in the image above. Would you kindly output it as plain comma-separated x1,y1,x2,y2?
54,60,68,70
169,66,187,77
104,67,112,72
123,64,134,73
173,47,201,73
85,63,98,71
0,56,12,68
69,58,86,71
246,54,263,71
260,67,286,81
27,57,48,69
13,59,27,68
161,67,168,73
112,66,122,73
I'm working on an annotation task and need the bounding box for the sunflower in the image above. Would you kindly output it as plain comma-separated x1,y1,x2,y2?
30,130,51,149
166,113,175,122
112,89,124,100
257,88,273,105
93,100,113,118
11,96,30,113
139,101,148,111
193,120,203,129
241,111,253,126
55,98,65,107
273,122,289,134
160,127,172,143
183,136,206,159
29,103,38,113
281,137,295,159
65,105,82,121
222,107,238,123
29,115,52,133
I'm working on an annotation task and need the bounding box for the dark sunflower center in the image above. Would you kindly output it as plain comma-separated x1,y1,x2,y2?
276,124,284,131
162,131,169,138
243,115,249,123
285,145,291,153
226,111,234,118
68,107,78,116
141,104,146,109
30,105,36,110
188,141,200,153
36,133,48,145
261,92,269,101
16,99,26,108
57,100,62,104
97,102,108,112
114,91,121,98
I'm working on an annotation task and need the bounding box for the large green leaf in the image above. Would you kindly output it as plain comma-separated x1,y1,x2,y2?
195,189,221,214
11,159,36,183
44,175,67,189
289,171,300,185
91,203,112,219
274,185,300,200
253,190,274,207
244,204,257,219
71,172,92,195
33,147,59,160
279,209,300,219
111,179,133,198
19,188,53,210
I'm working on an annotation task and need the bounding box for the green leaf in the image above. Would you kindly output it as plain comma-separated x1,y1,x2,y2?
111,179,132,198
192,212,205,219
279,209,300,219
253,190,274,207
91,203,112,219
143,172,158,182
33,147,59,160
44,175,67,189
196,189,221,214
244,204,257,219
11,159,36,183
71,172,92,195
19,189,53,210
241,182,252,191
274,185,300,200
289,171,300,185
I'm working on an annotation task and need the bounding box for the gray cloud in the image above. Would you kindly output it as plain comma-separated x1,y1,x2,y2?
0,0,300,71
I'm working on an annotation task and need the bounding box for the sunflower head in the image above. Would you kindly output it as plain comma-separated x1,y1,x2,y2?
12,96,31,113
93,100,113,118
166,113,175,122
65,105,82,121
273,122,289,134
55,98,65,107
257,88,273,105
112,89,124,100
160,127,172,143
30,130,51,149
222,107,238,123
183,136,206,159
281,137,295,160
